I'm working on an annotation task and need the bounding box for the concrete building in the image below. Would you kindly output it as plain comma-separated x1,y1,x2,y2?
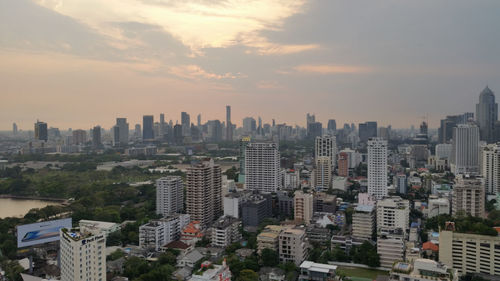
451,123,480,175
211,216,242,248
312,156,332,191
313,192,336,213
368,138,388,199
142,115,154,140
226,105,233,141
186,160,222,228
156,176,184,216
352,205,375,241
476,86,498,143
277,191,294,217
245,142,281,192
279,227,309,266
91,126,101,148
299,261,337,281
436,143,453,160
427,197,450,218
34,120,48,141
181,221,204,245
139,214,190,251
377,229,406,268
79,220,120,237
114,118,129,146
223,191,252,219
390,259,458,281
257,225,287,254
181,112,190,137
241,193,272,227
359,122,377,143
394,174,408,194
294,191,313,225
452,175,485,218
60,229,106,281
72,129,87,145
315,135,337,167
376,196,410,233
439,229,500,276
189,261,231,281
337,151,349,177
480,143,500,194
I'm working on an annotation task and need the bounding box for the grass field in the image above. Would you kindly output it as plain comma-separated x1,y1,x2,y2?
337,266,389,280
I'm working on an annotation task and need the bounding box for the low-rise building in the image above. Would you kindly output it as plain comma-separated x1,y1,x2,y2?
139,214,190,251
79,220,121,237
257,225,287,254
305,224,331,244
390,259,458,281
189,261,231,281
330,235,364,253
181,221,204,246
241,193,272,227
377,229,406,269
299,261,337,281
313,193,336,213
352,205,375,241
427,197,450,218
211,216,242,248
279,227,309,266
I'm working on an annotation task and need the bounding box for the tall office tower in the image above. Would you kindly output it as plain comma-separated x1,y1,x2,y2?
327,119,336,134
258,117,262,135
115,118,129,146
238,137,251,183
60,229,106,281
312,156,332,191
272,119,276,127
34,120,48,141
436,143,453,159
72,129,87,145
207,120,223,142
358,121,377,143
159,113,166,139
186,159,222,228
173,124,183,144
376,196,410,232
452,175,485,218
245,142,281,192
12,123,17,135
476,86,498,143
451,123,480,174
439,113,475,143
294,191,313,224
481,143,500,194
315,135,337,166
226,105,233,141
337,151,349,177
156,176,184,216
92,126,101,148
306,113,315,124
367,138,388,199
242,117,257,134
142,115,154,140
307,122,322,140
181,112,190,136
197,114,201,127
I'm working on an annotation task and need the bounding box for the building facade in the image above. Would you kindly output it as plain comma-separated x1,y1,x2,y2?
367,138,388,199
245,142,281,193
156,176,184,216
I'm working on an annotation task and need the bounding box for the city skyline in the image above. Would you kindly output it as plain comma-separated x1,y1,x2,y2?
1,1,500,130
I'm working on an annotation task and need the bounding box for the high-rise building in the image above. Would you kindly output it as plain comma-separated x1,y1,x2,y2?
207,120,223,142
352,205,375,241
34,120,48,141
312,156,332,191
376,196,410,232
91,126,101,148
279,227,308,266
439,113,474,143
337,152,349,177
476,86,498,143
451,123,480,174
142,115,154,140
245,142,280,193
186,160,222,228
307,122,322,140
294,191,313,224
181,112,190,137
139,214,190,251
394,174,408,194
197,114,201,127
226,106,232,141
327,119,336,134
481,143,500,194
238,137,251,183
243,117,257,134
452,175,485,218
60,229,106,281
315,135,337,167
367,138,388,199
72,129,87,145
114,118,129,146
156,176,184,216
359,121,377,143
12,123,17,135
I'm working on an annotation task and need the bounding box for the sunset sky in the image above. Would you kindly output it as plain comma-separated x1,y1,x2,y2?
1,0,500,130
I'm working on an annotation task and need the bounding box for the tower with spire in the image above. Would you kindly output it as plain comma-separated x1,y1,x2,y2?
476,86,498,143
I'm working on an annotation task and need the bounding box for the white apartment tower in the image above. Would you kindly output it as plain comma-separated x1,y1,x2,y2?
367,138,388,199
376,196,410,232
156,176,184,216
60,229,106,281
451,123,480,175
315,135,337,167
480,143,500,194
313,156,332,191
245,142,281,192
452,175,485,218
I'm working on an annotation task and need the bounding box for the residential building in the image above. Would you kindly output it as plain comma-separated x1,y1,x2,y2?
79,220,120,237
376,196,410,232
378,229,406,268
223,191,252,219
34,120,48,141
257,225,287,254
238,136,251,183
143,115,154,140
352,205,375,241
368,138,388,199
241,193,272,227
279,227,309,266
480,143,500,194
315,135,337,167
337,152,349,177
114,118,129,146
60,229,106,281
245,142,281,193
189,261,231,281
312,156,332,191
299,261,337,281
390,259,458,281
139,214,190,251
305,224,332,244
92,126,101,148
211,216,242,248
427,197,450,218
439,229,500,276
277,191,294,217
156,176,184,216
294,191,313,224
451,123,480,174
452,175,485,218
181,221,204,245
226,105,233,141
394,174,407,194
186,160,222,228
313,192,336,213
476,86,498,143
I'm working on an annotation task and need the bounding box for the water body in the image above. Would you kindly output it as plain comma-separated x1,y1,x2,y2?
0,198,60,219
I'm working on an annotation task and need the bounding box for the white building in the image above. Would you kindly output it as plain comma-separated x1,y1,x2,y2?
376,196,410,232
189,261,231,281
139,214,190,251
451,123,480,175
368,138,388,199
299,261,337,281
435,143,453,159
78,220,120,237
60,229,106,281
283,169,300,190
156,176,184,216
279,227,309,266
480,143,500,194
245,142,281,192
332,176,348,191
377,230,406,269
223,191,252,219
211,216,242,248
315,135,337,167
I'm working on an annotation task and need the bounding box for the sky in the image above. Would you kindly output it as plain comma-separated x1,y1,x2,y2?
1,0,500,130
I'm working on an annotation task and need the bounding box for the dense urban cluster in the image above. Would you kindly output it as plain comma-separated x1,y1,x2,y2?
1,88,500,281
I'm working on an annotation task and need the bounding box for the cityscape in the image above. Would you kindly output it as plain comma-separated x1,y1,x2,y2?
1,1,500,281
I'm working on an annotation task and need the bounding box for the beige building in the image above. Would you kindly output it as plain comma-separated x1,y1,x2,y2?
376,196,410,233
294,191,313,225
312,156,332,191
452,175,485,218
377,229,406,269
279,227,309,266
186,159,222,228
439,230,500,276
257,225,287,254
352,205,375,240
211,216,242,248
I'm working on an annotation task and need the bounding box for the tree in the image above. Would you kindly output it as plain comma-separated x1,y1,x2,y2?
331,246,350,262
260,248,279,267
123,256,150,279
237,269,259,281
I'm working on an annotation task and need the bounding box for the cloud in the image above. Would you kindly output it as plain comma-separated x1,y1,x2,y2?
286,64,373,75
256,80,284,89
169,64,245,80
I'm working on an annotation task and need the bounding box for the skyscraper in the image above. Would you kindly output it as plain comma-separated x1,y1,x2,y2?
476,86,498,143
114,118,129,146
186,159,222,228
12,123,17,135
307,122,322,140
327,119,336,134
480,143,500,195
156,176,184,216
34,120,48,141
72,129,87,145
359,121,377,143
315,135,337,167
245,142,280,192
452,175,485,218
243,117,257,134
181,112,190,137
367,138,388,199
207,120,223,142
451,123,479,174
238,136,251,183
313,156,332,191
143,115,154,140
92,126,101,148
197,114,201,127
226,105,233,141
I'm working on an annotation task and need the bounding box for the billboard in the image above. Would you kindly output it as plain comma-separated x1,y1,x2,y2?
17,218,72,248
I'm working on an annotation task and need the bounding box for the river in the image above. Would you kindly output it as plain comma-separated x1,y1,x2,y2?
0,198,60,219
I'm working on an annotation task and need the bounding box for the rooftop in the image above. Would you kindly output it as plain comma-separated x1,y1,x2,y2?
300,261,337,273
